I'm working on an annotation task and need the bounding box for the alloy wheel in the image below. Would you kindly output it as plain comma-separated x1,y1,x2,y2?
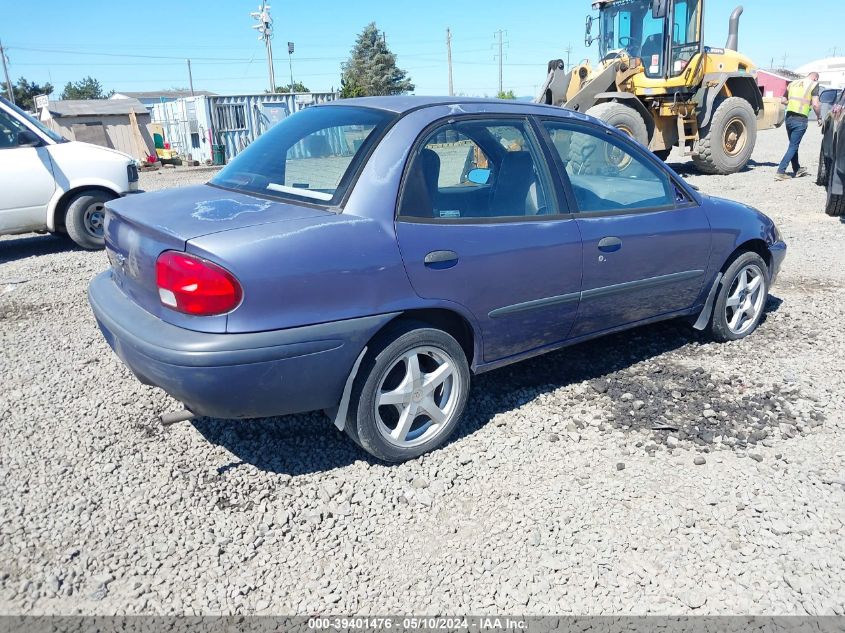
374,346,462,448
725,264,766,335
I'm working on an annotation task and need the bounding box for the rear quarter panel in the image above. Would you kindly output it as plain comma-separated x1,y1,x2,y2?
187,213,417,334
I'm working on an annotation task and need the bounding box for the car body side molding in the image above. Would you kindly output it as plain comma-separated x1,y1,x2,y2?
581,270,705,300
487,270,704,319
488,291,581,319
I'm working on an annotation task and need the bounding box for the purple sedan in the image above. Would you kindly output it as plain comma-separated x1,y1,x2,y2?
89,96,786,462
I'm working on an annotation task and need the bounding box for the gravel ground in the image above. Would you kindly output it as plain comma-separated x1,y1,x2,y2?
1,127,844,616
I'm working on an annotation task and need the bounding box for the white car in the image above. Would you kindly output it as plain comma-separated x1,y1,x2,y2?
0,96,140,249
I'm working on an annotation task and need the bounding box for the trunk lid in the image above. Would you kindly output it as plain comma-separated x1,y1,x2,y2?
104,184,330,326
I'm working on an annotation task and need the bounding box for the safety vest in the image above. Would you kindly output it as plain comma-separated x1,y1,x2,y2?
786,79,818,117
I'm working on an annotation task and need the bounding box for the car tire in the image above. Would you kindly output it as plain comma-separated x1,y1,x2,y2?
586,102,650,147
345,320,470,462
825,189,845,217
65,190,115,250
693,97,757,175
706,251,769,342
816,144,829,187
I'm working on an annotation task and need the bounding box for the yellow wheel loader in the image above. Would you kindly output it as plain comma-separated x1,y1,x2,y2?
537,0,785,174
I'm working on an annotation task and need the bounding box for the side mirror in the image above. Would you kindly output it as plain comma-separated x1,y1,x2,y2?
651,0,669,18
585,15,595,46
17,129,41,148
466,168,491,185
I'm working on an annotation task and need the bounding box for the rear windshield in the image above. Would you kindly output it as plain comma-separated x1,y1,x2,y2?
211,105,394,206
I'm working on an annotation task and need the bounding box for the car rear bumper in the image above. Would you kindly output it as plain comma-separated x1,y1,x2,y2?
88,271,396,419
769,240,787,286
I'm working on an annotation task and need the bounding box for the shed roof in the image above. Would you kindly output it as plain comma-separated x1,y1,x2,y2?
113,90,217,100
47,98,149,117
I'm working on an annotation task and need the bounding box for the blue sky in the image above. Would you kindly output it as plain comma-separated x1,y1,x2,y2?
2,0,842,98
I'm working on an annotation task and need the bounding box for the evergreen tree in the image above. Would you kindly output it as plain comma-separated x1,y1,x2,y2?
268,81,310,93
1,77,53,111
61,76,113,100
341,23,414,97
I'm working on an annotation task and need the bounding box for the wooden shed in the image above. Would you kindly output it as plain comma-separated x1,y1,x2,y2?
43,98,155,160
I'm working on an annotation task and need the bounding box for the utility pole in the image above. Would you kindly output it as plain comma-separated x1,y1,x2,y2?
287,42,295,91
494,30,505,94
251,1,276,93
446,28,454,96
186,59,194,96
0,39,14,104
564,44,573,72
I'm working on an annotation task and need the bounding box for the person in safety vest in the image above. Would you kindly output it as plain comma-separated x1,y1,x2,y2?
776,72,821,180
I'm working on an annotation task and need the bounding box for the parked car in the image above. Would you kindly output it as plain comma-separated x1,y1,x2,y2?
819,88,842,123
88,97,786,462
0,96,139,249
817,89,845,216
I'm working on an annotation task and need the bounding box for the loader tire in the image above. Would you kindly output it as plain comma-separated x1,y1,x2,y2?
692,97,757,175
586,102,649,147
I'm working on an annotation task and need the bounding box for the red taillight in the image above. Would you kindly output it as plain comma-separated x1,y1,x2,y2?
155,251,242,316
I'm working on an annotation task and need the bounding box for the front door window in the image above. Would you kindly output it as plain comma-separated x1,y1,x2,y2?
670,0,702,77
543,122,676,212
0,109,28,149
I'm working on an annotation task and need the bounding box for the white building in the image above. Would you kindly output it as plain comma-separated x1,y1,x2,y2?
795,57,845,90
149,92,337,165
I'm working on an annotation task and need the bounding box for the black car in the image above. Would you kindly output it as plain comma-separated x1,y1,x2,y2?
817,89,845,216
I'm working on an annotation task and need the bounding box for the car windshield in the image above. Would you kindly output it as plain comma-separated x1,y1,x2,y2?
1,97,66,143
211,105,394,206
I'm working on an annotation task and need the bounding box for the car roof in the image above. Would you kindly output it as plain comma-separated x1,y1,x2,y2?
323,95,572,116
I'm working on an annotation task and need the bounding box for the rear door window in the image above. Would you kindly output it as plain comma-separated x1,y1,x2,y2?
398,118,558,220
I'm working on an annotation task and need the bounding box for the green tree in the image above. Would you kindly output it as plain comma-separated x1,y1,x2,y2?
268,81,310,93
0,77,54,111
496,89,516,100
339,76,365,99
61,76,114,100
340,22,414,97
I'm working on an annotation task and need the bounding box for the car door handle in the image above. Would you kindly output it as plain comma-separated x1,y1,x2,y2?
424,250,459,269
598,237,622,253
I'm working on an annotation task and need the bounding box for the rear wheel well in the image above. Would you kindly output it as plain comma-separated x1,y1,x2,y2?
724,239,771,272
386,309,475,366
51,186,119,233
